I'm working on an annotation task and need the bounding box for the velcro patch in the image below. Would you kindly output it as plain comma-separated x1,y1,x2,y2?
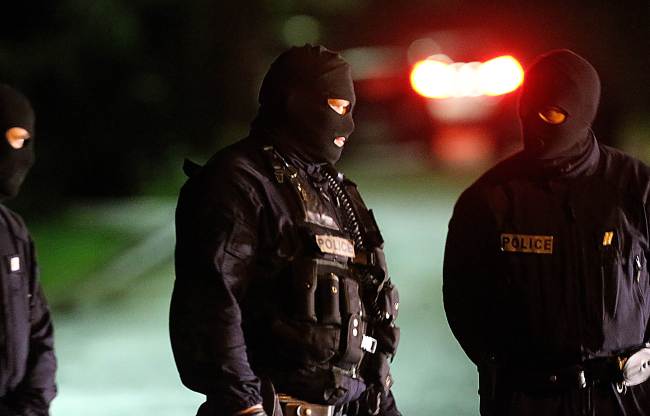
7,255,20,272
602,231,615,246
315,235,355,258
501,233,553,254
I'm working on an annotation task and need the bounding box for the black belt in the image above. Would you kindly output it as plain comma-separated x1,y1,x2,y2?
508,357,623,392
278,394,338,416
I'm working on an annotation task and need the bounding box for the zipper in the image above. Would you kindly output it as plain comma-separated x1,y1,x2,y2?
566,197,589,371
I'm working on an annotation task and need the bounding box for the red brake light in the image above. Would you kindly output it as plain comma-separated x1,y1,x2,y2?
410,55,524,99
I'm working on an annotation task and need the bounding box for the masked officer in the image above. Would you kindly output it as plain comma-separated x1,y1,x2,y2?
0,84,57,415
443,49,650,415
170,45,401,416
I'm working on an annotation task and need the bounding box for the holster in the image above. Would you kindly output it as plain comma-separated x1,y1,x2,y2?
262,377,282,416
359,283,400,402
478,356,500,416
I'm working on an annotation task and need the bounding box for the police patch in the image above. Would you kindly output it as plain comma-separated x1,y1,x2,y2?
315,235,355,258
501,233,553,254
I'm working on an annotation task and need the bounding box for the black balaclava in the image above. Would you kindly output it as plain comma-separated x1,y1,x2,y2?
0,84,35,199
253,44,356,165
518,49,600,162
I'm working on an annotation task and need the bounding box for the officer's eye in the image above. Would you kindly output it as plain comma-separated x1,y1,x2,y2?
538,106,567,125
5,127,30,149
327,98,351,115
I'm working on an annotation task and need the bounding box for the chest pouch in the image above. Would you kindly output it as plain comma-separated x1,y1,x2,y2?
289,255,368,371
290,222,355,321
287,257,367,368
291,257,347,325
377,282,399,321
266,148,371,370
337,276,366,370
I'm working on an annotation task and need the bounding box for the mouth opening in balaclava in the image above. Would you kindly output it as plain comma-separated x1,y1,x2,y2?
518,49,600,161
253,44,356,165
0,84,35,200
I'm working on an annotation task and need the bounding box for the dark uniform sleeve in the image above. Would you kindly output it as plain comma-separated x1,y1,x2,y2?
10,237,57,416
170,169,264,415
443,188,498,366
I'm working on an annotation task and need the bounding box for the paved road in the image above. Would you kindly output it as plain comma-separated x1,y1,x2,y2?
51,262,203,416
48,171,479,415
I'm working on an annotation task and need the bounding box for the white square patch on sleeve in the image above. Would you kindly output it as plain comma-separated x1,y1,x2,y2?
9,256,20,272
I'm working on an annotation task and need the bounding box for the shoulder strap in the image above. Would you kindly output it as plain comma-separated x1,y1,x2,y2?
333,170,384,249
182,158,203,178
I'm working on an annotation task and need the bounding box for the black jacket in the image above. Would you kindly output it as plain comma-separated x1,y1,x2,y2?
171,135,400,416
0,205,56,416
443,142,650,414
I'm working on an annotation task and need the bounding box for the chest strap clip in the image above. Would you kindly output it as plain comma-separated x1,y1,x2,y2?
361,335,378,354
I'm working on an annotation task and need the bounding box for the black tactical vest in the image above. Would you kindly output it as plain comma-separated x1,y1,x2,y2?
262,147,394,405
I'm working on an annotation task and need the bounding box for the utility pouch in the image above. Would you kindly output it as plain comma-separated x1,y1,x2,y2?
338,312,364,368
377,283,399,322
360,352,393,392
374,325,400,356
313,258,348,324
318,273,342,325
336,277,366,369
478,356,500,406
341,278,362,317
291,259,318,323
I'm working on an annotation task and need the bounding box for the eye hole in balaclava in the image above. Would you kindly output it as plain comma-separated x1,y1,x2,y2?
328,98,351,148
538,106,567,125
0,84,35,200
518,49,600,160
6,127,31,149
256,44,356,165
328,98,351,116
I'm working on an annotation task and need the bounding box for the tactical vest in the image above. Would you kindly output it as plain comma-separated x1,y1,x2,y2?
264,147,400,406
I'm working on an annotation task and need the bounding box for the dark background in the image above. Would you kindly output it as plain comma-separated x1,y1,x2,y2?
0,0,648,209
2,2,648,414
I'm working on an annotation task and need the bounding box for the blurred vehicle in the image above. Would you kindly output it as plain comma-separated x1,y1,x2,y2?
343,29,528,168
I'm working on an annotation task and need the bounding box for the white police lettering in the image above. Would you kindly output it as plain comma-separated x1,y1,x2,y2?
501,233,553,254
315,235,355,258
